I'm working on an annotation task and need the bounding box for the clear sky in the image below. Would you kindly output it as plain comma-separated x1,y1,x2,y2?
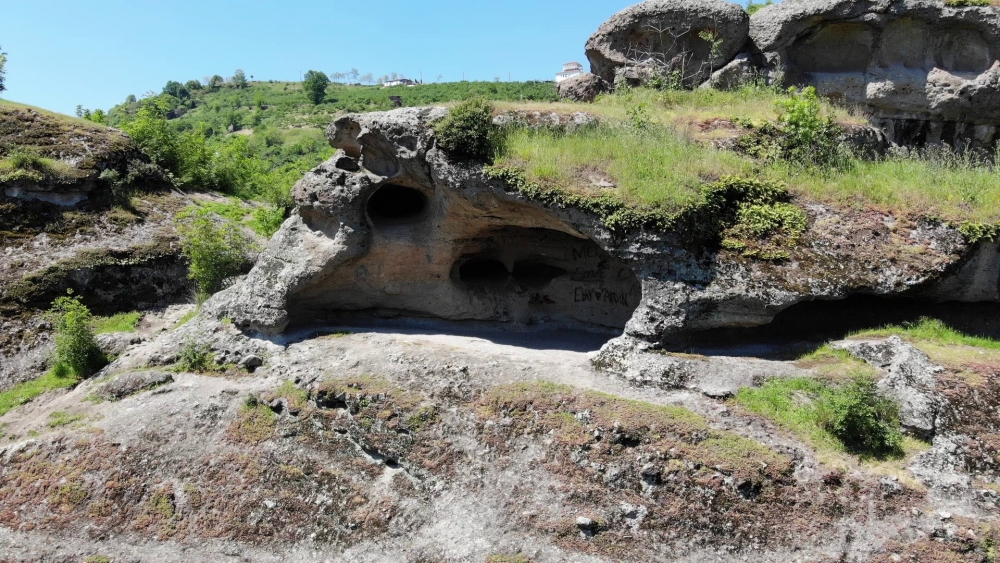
0,0,694,115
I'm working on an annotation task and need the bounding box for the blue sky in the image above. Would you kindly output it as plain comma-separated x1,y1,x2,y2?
0,0,707,115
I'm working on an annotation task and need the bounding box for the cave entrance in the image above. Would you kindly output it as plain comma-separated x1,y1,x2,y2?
366,184,428,228
665,295,1000,359
450,227,641,330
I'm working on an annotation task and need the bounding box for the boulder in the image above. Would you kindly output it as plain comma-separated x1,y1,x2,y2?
750,0,1000,149
95,332,144,357
586,0,750,88
557,73,609,103
699,52,758,90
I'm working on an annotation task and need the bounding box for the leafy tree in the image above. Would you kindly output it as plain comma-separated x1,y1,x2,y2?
177,209,257,301
185,79,203,91
0,46,7,97
125,94,137,104
231,69,248,89
47,292,105,378
162,80,189,99
303,70,330,105
119,99,181,170
208,75,225,91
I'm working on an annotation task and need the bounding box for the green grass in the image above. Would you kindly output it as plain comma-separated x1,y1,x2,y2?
498,87,1000,227
172,308,198,330
734,375,904,459
0,369,80,418
47,410,84,428
850,317,1000,350
91,311,142,334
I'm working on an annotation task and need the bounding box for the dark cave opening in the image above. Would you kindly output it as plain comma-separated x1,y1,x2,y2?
458,258,509,284
665,295,1000,359
366,184,428,227
511,260,568,289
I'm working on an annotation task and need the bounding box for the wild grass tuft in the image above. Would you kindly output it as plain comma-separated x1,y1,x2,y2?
851,317,1000,350
91,311,142,334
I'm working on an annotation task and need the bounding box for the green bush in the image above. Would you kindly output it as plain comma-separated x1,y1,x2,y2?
736,374,904,459
818,374,903,457
775,86,845,166
176,209,258,301
945,0,990,6
177,339,211,372
433,97,501,161
48,292,106,378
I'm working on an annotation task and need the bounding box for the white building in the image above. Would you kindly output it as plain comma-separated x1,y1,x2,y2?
556,62,585,83
383,78,418,87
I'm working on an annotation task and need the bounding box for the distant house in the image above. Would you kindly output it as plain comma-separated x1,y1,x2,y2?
382,78,418,87
556,62,585,83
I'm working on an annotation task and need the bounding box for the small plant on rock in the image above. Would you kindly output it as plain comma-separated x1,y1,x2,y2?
48,291,106,378
433,97,503,162
177,339,211,372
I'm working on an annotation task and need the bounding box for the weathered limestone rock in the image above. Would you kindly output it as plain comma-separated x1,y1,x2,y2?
586,0,750,88
95,370,173,401
750,0,1000,149
556,72,609,102
206,107,993,351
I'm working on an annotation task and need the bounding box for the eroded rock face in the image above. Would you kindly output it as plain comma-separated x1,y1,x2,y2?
209,107,998,348
209,107,642,335
586,0,750,88
750,0,1000,149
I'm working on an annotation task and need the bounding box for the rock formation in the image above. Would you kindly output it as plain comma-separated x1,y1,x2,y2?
750,0,1000,149
585,0,750,88
210,107,996,354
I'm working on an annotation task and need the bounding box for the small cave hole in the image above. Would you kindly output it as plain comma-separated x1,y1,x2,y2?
511,261,568,288
459,258,509,284
366,184,428,227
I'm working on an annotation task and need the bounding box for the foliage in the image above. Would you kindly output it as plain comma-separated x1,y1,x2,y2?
162,81,189,99
746,0,774,14
176,208,258,300
775,87,845,167
820,374,903,457
851,317,1000,350
47,292,106,378
0,368,80,417
959,221,1000,244
230,69,248,90
177,339,212,372
944,0,990,5
302,70,330,105
736,375,903,459
91,311,142,334
0,46,6,97
433,97,501,161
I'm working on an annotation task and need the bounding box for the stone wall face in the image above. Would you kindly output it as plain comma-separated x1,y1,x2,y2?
750,0,1000,149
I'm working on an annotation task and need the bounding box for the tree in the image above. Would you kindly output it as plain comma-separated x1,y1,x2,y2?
231,69,248,89
303,70,330,105
125,94,137,104
330,71,345,84
349,68,360,84
208,75,225,91
0,46,7,97
162,80,189,99
185,79,203,92
361,72,374,85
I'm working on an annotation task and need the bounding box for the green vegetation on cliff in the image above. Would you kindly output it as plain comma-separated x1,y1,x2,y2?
496,85,1000,237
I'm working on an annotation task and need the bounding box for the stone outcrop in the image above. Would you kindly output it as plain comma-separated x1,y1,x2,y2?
556,72,609,102
749,0,1000,149
209,107,997,350
586,0,750,88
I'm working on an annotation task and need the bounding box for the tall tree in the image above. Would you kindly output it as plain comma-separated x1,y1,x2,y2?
303,70,330,105
349,68,360,83
361,72,373,85
231,69,248,89
0,47,7,97
208,75,225,91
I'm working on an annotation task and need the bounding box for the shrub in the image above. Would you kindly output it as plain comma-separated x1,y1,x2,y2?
176,209,258,301
775,86,845,166
48,292,106,378
433,97,501,161
177,339,211,372
818,374,903,457
945,0,990,6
